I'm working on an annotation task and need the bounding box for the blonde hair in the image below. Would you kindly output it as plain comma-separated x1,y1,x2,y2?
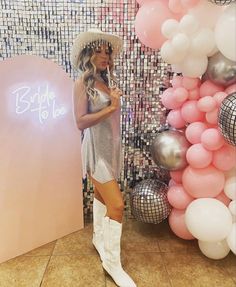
77,40,116,98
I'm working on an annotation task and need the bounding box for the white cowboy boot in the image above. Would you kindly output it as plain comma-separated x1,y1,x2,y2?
92,198,106,261
102,216,137,287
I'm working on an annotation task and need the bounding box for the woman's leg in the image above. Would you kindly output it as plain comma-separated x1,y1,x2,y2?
94,186,105,204
89,175,124,223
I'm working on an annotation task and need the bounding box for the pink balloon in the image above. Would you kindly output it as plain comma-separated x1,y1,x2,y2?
171,76,183,88
135,1,179,49
188,88,200,100
136,0,156,5
186,143,213,168
205,109,218,125
161,88,183,109
173,87,189,103
212,145,236,171
168,208,195,240
181,0,200,8
215,191,231,206
225,84,236,94
181,101,205,123
185,122,208,144
170,170,183,183
167,185,194,209
167,109,187,128
182,165,225,198
197,96,217,112
182,77,200,90
213,92,228,106
201,128,225,151
199,80,224,98
169,0,186,13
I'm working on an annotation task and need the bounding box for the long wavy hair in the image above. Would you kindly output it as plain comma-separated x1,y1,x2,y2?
77,40,116,97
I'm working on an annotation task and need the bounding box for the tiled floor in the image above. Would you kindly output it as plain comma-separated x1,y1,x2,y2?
0,217,235,287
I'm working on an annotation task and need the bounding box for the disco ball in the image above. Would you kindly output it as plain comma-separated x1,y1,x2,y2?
130,179,172,224
218,92,236,146
209,0,236,5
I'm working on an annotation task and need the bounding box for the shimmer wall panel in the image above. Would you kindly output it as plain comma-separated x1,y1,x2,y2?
0,0,171,217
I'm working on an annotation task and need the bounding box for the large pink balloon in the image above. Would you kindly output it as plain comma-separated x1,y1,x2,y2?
168,208,195,240
212,145,236,171
182,165,225,198
186,143,213,169
181,100,205,123
167,185,194,209
135,1,180,49
185,122,208,144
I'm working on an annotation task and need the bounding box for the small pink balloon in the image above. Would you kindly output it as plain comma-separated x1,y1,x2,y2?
188,88,200,100
186,143,213,168
225,84,236,94
161,88,183,109
213,92,228,106
170,170,183,183
169,179,178,187
181,101,205,123
215,191,231,206
171,76,183,88
173,87,189,103
201,128,225,151
167,185,194,210
199,80,224,98
197,96,217,112
182,77,200,90
205,108,218,125
212,145,236,171
168,208,195,240
135,1,180,49
182,165,225,198
167,109,187,128
185,122,208,144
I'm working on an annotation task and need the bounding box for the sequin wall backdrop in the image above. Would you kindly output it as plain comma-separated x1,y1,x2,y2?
0,0,171,217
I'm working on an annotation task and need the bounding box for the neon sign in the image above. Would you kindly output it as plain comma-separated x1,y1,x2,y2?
13,83,66,124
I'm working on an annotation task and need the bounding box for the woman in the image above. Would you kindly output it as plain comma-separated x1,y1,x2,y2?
71,29,136,287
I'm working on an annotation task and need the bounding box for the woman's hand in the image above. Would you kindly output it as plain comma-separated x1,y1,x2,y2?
109,87,122,111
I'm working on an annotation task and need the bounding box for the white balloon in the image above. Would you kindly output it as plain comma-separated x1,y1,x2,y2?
160,41,186,64
185,198,232,242
215,4,236,61
227,223,236,255
191,28,215,55
229,200,236,216
171,63,183,73
224,176,236,200
179,15,199,35
172,33,190,52
189,0,224,29
181,54,208,78
198,239,230,260
161,19,179,39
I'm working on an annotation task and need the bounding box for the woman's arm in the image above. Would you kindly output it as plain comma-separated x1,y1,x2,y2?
73,78,116,131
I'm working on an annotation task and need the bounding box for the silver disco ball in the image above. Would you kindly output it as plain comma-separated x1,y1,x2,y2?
209,0,236,5
218,92,236,146
130,179,172,224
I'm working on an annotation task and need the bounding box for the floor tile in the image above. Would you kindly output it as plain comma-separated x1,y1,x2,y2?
0,255,50,287
41,255,105,287
24,241,56,256
163,252,236,287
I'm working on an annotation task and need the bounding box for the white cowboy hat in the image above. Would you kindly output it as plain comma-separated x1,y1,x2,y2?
70,28,123,69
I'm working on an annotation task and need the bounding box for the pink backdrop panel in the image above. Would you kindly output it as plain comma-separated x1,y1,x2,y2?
0,55,83,263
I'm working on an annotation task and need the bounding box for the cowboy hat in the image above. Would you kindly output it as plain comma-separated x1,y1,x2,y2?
70,28,123,69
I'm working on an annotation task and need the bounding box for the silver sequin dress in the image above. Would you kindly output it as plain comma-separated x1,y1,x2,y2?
81,88,123,184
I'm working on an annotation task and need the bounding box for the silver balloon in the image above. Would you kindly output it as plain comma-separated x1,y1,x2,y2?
130,179,171,224
205,52,236,87
150,130,190,171
218,92,236,146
